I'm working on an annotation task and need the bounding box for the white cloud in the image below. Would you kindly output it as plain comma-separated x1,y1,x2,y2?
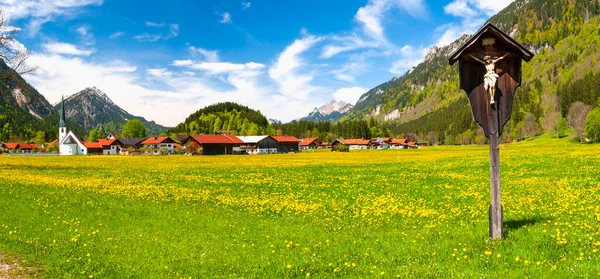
389,45,429,75
173,60,265,75
333,87,368,105
145,21,165,27
218,12,232,24
269,35,324,99
75,25,95,45
132,33,162,42
0,0,103,34
42,42,95,56
169,24,179,37
108,31,125,39
146,68,172,79
320,34,380,58
354,0,388,43
189,47,219,62
435,0,512,47
242,2,252,10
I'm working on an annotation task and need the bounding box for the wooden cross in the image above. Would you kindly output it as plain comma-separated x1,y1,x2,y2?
449,23,534,239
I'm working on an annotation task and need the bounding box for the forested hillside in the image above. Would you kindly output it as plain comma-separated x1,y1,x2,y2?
346,0,600,144
169,102,274,135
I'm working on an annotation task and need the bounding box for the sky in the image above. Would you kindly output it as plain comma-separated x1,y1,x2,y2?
1,0,514,127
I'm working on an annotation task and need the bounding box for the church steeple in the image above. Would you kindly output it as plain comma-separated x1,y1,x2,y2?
59,95,66,127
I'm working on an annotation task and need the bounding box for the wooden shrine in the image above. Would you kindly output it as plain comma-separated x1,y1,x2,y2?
449,23,534,239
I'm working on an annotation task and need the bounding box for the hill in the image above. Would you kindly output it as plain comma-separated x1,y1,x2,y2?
343,0,600,144
57,87,167,136
169,102,273,135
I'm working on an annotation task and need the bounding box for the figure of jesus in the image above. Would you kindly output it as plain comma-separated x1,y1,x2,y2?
470,53,509,104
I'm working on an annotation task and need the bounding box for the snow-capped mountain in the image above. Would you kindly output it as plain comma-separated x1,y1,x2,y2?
301,100,354,122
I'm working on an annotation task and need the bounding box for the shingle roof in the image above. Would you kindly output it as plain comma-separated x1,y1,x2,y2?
98,138,122,147
141,137,173,145
187,135,243,144
120,138,147,146
300,138,318,146
83,142,103,149
337,139,370,145
391,138,408,144
272,136,301,143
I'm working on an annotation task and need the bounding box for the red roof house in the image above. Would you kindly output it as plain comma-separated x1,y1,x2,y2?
272,136,301,153
182,135,243,155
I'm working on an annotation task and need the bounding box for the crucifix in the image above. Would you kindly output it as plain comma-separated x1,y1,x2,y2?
449,23,534,239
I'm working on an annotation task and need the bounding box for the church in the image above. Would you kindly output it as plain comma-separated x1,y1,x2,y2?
58,97,88,155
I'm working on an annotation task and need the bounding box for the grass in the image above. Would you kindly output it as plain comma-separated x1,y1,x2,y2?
0,137,599,278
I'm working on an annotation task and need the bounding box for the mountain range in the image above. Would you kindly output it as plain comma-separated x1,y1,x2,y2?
57,87,167,135
301,100,354,122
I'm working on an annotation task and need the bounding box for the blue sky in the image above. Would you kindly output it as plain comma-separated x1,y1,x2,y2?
2,0,513,126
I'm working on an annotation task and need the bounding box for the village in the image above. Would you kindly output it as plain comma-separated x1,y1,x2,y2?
1,99,423,156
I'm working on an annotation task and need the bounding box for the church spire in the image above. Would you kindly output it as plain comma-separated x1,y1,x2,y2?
59,95,66,127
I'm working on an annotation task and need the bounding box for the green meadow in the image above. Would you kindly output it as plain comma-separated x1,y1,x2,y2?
1,136,599,278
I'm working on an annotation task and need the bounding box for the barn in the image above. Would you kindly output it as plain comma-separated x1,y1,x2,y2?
272,136,301,153
300,138,321,150
237,136,278,154
182,135,243,155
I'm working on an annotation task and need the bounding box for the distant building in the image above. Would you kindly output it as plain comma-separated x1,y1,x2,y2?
182,135,243,155
331,139,370,150
141,137,177,154
390,138,408,149
300,138,321,150
272,136,301,153
237,136,278,154
120,138,147,150
1,143,39,153
99,138,123,155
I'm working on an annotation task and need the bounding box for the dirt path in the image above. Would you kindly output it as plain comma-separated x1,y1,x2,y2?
0,253,38,279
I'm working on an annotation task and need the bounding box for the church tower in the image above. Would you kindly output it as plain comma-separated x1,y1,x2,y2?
59,95,67,143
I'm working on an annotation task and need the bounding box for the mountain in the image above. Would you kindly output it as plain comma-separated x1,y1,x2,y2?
302,100,354,122
343,0,600,144
0,59,63,141
169,102,274,136
57,87,167,136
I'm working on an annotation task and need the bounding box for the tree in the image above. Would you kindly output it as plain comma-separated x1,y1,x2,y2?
520,113,540,139
585,107,600,142
31,131,46,146
88,129,104,142
160,146,168,155
557,116,568,138
122,119,147,138
567,101,591,142
0,9,37,75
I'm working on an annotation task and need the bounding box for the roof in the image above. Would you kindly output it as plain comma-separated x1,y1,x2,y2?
407,142,417,146
337,139,370,145
3,143,19,149
320,142,330,146
186,135,243,144
83,142,103,149
300,138,319,146
141,137,173,145
449,22,534,65
120,138,147,146
272,136,301,143
98,138,122,147
47,139,58,145
391,138,408,144
236,136,270,143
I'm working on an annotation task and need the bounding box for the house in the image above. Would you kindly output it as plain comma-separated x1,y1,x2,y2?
272,136,301,153
343,139,371,150
300,138,321,150
83,142,103,155
141,137,177,154
330,139,349,152
390,138,408,149
320,142,331,149
1,143,39,153
120,138,147,150
407,142,418,149
331,139,370,151
237,136,278,154
105,132,120,140
371,138,392,149
182,135,243,155
98,138,123,155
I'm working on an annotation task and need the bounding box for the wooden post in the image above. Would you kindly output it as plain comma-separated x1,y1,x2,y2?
488,104,502,239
